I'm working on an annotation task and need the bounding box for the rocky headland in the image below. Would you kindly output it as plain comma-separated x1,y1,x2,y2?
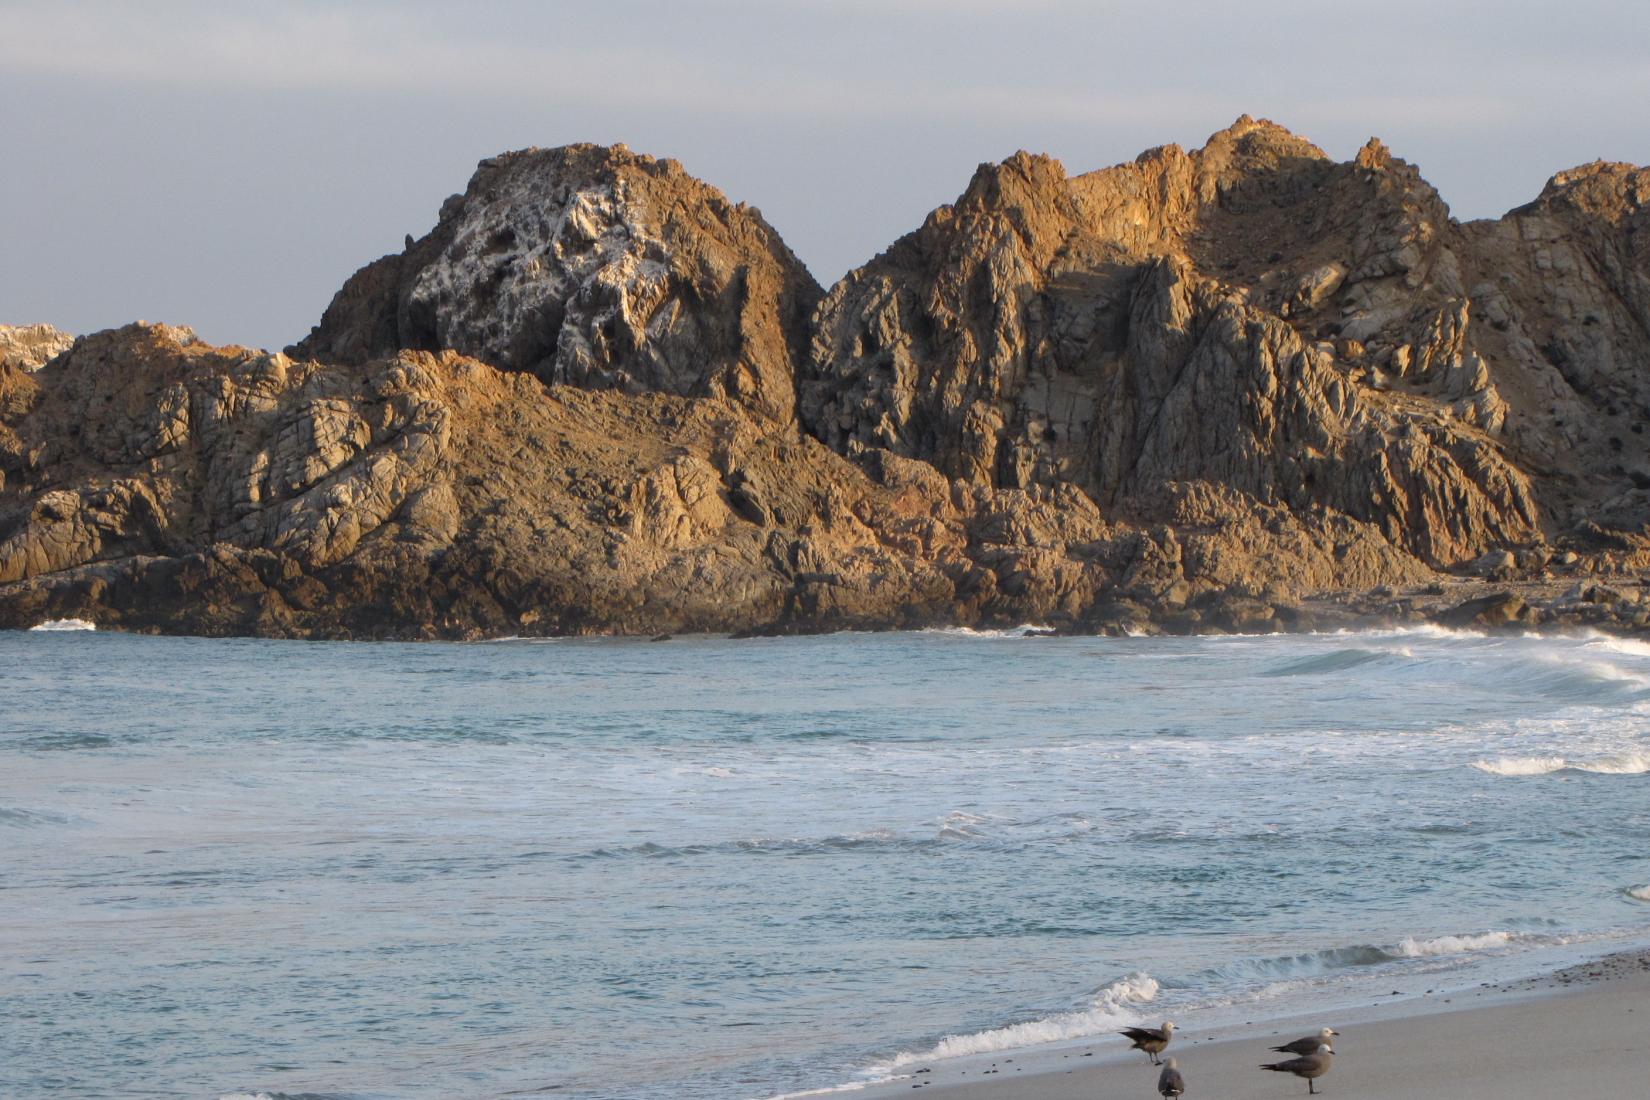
4,119,1649,638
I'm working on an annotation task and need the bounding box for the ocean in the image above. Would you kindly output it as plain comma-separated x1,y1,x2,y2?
4,626,1649,1099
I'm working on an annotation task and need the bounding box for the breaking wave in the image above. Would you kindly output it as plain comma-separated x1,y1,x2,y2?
1392,931,1516,956
1190,931,1525,988
920,624,1053,639
28,618,95,631
865,927,1535,1078
1472,752,1650,776
1192,944,1392,985
1625,885,1650,902
1262,647,1396,677
874,972,1159,1071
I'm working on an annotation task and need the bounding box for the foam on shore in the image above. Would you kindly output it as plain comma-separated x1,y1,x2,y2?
28,617,95,631
872,972,1159,1072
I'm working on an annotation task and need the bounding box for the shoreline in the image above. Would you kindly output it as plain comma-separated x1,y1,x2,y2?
9,572,1649,642
831,947,1650,1100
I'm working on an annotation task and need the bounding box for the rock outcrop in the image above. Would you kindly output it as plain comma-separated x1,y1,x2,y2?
5,124,1649,638
0,323,1133,636
292,144,820,424
801,117,1572,567
0,324,74,372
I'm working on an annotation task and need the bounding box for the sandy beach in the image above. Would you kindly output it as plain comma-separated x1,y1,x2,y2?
853,950,1650,1100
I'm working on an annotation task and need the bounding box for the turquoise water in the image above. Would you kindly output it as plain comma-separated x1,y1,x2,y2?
3,627,1650,1099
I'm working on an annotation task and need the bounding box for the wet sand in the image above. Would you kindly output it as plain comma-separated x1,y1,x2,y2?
853,950,1650,1099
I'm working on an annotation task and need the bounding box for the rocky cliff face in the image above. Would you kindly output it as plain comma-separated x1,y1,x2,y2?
801,116,1644,568
5,124,1649,638
292,144,820,424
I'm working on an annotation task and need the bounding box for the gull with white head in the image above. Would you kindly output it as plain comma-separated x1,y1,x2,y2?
1269,1027,1341,1057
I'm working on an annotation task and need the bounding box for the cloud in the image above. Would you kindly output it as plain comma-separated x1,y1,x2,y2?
8,0,1641,136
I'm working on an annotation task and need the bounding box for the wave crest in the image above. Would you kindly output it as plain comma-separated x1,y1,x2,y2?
1392,931,1514,957
1472,755,1568,776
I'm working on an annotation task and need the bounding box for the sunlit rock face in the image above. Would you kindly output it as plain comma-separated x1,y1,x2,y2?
805,117,1648,566
293,144,821,424
4,123,1650,638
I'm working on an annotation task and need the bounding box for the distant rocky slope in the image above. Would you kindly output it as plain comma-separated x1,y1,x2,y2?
4,121,1649,638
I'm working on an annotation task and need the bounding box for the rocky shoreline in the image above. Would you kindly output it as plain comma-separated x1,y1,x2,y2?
5,118,1648,640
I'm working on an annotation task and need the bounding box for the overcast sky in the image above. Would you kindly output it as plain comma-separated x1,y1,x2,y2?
4,0,1647,351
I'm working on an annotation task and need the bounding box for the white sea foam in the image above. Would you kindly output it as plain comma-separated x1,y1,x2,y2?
1575,751,1650,774
760,1081,870,1100
1528,651,1650,693
1577,631,1650,659
1471,755,1570,776
873,972,1159,1072
670,764,739,779
1472,752,1650,776
1626,885,1650,902
1392,931,1515,957
937,809,994,839
1328,623,1489,642
29,617,95,631
920,624,1051,639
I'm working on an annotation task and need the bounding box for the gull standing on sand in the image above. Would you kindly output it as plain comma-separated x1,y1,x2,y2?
1120,1021,1176,1064
1269,1027,1340,1056
1157,1056,1185,1098
1259,1044,1334,1094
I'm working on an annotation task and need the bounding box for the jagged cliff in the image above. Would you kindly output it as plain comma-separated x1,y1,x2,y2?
801,119,1596,566
4,123,1649,638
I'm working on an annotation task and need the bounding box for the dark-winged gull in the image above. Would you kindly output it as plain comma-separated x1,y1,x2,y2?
1120,1020,1176,1064
1269,1027,1340,1056
1259,1044,1334,1093
1157,1056,1185,1098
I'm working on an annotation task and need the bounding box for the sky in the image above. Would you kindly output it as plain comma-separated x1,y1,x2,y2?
3,0,1648,351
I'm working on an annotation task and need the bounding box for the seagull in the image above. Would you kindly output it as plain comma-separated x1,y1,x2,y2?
1269,1027,1340,1057
1120,1021,1176,1065
1157,1056,1185,1098
1260,1044,1334,1094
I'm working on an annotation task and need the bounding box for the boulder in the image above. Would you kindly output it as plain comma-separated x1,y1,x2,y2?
1438,592,1527,628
